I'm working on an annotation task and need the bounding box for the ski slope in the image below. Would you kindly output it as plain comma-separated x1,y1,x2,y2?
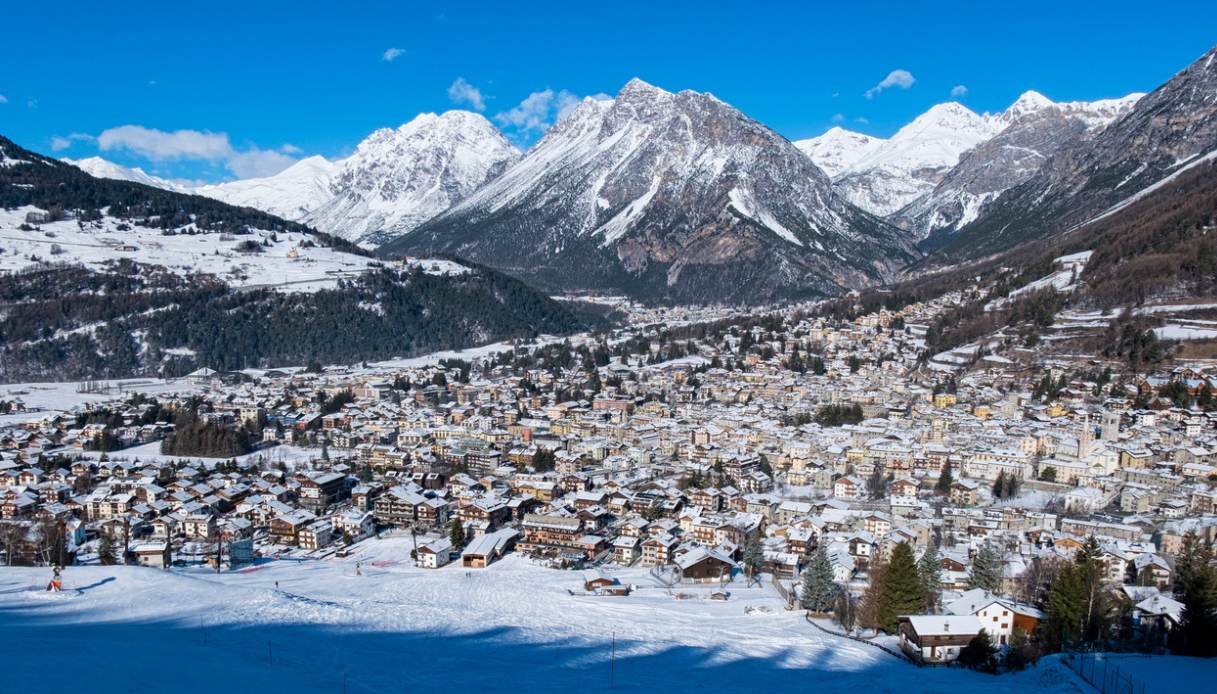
0,539,1104,694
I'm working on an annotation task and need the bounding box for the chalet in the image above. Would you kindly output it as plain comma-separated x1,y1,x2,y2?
416,538,454,568
898,615,984,664
131,541,171,569
517,514,605,560
674,546,735,583
612,535,641,565
943,589,1042,646
461,528,518,569
298,472,348,511
269,510,315,546
641,533,679,566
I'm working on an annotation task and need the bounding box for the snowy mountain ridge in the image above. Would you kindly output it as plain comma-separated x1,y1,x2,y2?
195,155,339,222
796,91,1143,219
386,78,915,304
62,156,189,192
64,112,520,248
304,111,520,247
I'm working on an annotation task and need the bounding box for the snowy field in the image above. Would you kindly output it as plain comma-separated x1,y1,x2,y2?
0,206,377,292
0,537,1117,694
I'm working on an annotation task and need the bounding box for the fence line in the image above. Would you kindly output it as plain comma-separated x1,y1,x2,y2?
1061,651,1147,694
803,613,914,664
770,575,796,609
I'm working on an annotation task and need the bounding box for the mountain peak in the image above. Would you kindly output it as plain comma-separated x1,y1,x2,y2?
1009,90,1056,112
620,77,663,93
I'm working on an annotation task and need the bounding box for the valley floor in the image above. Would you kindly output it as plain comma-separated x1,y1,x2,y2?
0,536,1147,694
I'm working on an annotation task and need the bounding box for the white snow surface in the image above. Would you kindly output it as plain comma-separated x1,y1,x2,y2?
794,127,886,179
0,206,376,293
63,156,187,191
0,547,1105,694
195,156,339,221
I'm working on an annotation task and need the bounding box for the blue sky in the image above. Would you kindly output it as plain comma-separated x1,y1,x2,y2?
2,1,1215,182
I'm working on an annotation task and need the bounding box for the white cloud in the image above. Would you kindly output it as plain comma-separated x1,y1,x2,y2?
98,125,233,161
950,84,968,97
26,98,37,109
96,124,297,178
447,77,486,111
50,132,95,152
382,47,405,62
855,117,870,125
554,91,582,120
494,88,580,136
864,69,915,99
280,143,303,154
0,94,7,105
227,148,298,178
831,113,845,123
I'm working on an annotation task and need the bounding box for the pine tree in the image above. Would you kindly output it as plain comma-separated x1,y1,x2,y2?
800,544,838,613
98,533,118,566
858,559,888,634
834,590,857,633
1045,562,1086,649
742,534,765,582
1173,531,1203,593
866,465,886,499
970,543,1002,593
918,541,942,612
935,459,954,494
1173,540,1217,656
1005,627,1038,671
448,518,466,549
878,542,924,632
992,471,1008,499
958,629,998,672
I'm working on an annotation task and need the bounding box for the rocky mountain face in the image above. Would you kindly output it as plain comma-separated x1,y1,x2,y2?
799,103,1000,217
798,93,1141,226
195,155,338,221
305,111,520,247
931,46,1217,258
384,79,916,304
63,112,520,248
893,91,1142,239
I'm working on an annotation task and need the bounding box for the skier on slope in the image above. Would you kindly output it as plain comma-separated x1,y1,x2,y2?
45,565,62,592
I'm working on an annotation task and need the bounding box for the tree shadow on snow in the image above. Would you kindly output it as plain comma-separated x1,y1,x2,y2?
0,600,1071,694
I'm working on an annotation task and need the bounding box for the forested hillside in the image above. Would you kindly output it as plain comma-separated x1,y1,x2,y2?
0,262,588,381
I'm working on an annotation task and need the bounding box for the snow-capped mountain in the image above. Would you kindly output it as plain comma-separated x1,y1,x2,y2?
62,156,187,192
305,111,520,247
793,127,885,179
935,45,1217,258
894,90,1142,238
194,155,338,221
800,103,1001,217
797,91,1144,224
386,79,915,304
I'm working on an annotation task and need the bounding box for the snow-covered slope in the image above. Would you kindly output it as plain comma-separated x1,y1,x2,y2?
0,206,374,292
806,92,1142,222
894,91,1142,238
793,127,886,179
0,549,1104,694
389,78,915,304
62,156,186,192
305,111,520,247
194,155,338,221
829,103,1000,217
